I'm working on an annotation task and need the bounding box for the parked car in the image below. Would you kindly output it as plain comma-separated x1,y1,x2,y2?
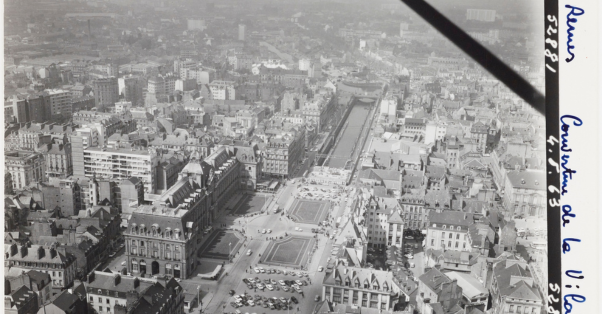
229,290,236,295
282,286,290,292
262,229,267,234
290,296,299,304
267,229,272,233
278,280,286,286
254,267,261,273
295,280,303,286
318,266,324,272
256,283,265,290
266,284,274,291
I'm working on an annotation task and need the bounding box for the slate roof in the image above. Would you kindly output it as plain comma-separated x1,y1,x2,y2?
492,261,542,301
418,267,452,293
387,211,404,224
506,170,545,190
445,272,487,299
428,211,474,227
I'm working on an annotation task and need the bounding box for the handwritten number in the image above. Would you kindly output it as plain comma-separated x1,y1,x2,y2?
545,38,558,48
546,26,558,36
549,198,560,207
547,15,558,26
548,158,560,173
548,294,559,303
545,49,559,62
547,136,559,145
546,64,557,73
547,306,560,314
548,185,560,194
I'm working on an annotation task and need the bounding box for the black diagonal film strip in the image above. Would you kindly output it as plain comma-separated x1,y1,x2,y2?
398,0,561,312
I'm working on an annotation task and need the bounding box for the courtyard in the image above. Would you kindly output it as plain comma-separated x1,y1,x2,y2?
232,193,271,216
198,229,244,260
288,199,330,225
260,236,315,268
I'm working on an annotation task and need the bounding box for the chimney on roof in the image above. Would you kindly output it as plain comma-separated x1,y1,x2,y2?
87,272,95,283
20,246,28,258
114,274,121,286
37,246,45,260
9,244,17,256
49,248,57,259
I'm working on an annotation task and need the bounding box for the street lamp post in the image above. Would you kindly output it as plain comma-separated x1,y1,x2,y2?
197,286,201,312
229,242,231,262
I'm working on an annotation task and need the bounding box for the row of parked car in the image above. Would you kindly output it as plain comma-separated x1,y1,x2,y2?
242,277,309,293
252,266,309,277
230,292,299,310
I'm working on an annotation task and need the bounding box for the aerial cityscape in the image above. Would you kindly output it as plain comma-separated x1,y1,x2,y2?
3,0,548,314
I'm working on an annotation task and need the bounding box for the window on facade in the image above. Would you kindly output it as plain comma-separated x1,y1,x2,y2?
99,307,103,312
456,234,460,240
455,242,459,248
106,299,110,304
448,241,451,247
509,305,514,313
431,239,434,246
463,243,466,249
449,233,453,239
443,225,446,229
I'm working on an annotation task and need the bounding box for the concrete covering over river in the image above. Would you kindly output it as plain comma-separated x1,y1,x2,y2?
325,97,375,169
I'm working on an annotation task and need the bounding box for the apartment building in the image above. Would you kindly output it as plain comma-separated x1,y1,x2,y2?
80,147,158,194
5,150,46,190
425,211,474,252
46,89,73,118
5,244,77,290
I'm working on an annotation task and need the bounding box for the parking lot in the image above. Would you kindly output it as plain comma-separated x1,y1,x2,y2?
225,267,318,313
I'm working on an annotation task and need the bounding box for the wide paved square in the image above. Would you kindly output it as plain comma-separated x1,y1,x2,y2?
198,230,244,260
289,199,330,225
232,193,271,215
261,236,315,268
